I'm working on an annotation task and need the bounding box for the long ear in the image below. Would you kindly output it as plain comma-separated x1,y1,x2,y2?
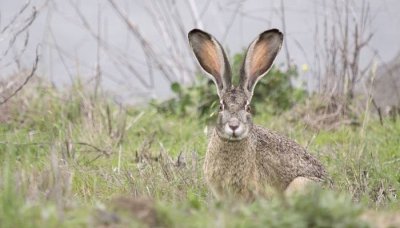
239,29,283,100
188,29,232,97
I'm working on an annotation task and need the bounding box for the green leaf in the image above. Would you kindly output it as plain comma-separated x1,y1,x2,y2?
171,82,181,94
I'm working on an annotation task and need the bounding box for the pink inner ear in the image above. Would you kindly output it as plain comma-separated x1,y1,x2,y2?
249,40,269,78
199,40,221,79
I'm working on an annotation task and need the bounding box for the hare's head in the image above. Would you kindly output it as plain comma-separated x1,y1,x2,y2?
188,29,283,141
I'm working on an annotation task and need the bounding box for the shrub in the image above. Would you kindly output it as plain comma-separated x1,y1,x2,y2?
155,52,307,118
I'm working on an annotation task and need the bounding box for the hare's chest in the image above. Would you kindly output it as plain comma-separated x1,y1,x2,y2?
203,143,259,198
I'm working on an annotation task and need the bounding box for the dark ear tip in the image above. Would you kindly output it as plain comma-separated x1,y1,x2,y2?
188,28,209,38
260,28,284,40
269,28,283,34
189,28,203,34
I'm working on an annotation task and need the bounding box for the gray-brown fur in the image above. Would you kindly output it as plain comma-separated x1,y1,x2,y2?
205,125,327,200
188,28,328,201
253,125,327,190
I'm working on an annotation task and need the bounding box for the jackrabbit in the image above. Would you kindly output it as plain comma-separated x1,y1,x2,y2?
188,28,328,201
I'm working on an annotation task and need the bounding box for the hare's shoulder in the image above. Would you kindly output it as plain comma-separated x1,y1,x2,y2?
251,125,306,154
252,124,327,180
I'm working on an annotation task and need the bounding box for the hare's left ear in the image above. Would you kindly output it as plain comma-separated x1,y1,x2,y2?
239,29,283,100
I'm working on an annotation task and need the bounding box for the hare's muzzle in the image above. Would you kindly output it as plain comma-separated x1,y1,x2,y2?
223,117,247,140
228,118,239,131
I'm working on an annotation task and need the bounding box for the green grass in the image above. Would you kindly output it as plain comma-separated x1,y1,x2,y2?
0,83,399,227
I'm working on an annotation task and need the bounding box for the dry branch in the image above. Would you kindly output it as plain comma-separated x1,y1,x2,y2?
0,47,39,105
108,0,176,84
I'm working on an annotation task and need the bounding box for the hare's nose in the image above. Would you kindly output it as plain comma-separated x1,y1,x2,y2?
228,118,239,131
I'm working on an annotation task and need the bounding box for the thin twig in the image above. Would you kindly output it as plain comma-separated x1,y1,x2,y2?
0,140,110,157
371,97,383,126
2,6,37,58
0,47,39,105
280,0,291,69
75,142,111,156
108,0,175,83
0,0,31,34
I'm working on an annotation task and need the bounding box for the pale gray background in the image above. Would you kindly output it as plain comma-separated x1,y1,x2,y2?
1,0,399,103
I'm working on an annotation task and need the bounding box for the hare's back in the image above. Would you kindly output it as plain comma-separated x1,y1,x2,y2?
252,125,327,183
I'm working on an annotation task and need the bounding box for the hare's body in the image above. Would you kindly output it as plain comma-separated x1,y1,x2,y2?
204,125,327,199
204,128,259,200
188,28,328,200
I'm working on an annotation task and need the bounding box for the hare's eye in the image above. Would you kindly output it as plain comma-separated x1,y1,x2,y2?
219,103,224,111
245,104,251,112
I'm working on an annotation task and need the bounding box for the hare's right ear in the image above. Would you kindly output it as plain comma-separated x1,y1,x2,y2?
188,29,232,97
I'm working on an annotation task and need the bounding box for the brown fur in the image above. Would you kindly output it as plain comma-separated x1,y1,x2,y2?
204,125,327,201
